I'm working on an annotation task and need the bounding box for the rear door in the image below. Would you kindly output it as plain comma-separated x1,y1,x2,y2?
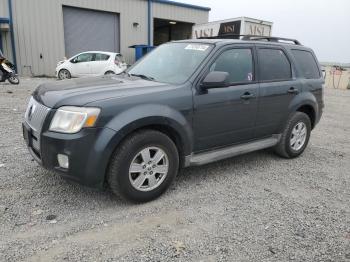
91,53,111,76
193,45,259,152
254,46,301,137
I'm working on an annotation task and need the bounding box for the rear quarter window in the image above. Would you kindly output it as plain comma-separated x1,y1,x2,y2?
115,54,124,62
291,50,320,79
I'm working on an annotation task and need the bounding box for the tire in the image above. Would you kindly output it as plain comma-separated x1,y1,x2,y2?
108,129,179,202
58,69,71,80
8,75,20,85
274,112,311,158
104,71,115,75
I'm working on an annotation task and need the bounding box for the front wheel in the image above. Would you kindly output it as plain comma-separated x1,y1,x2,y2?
108,130,179,202
274,112,311,158
8,75,20,85
58,69,71,80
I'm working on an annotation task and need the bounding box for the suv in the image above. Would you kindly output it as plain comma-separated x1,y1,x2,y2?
22,36,324,202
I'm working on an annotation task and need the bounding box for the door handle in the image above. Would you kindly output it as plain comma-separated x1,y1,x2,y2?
287,87,299,94
240,92,255,100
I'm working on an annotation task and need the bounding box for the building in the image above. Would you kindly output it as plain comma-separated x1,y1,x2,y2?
0,0,210,76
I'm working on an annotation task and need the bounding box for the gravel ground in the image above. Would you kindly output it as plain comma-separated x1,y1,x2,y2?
0,78,349,262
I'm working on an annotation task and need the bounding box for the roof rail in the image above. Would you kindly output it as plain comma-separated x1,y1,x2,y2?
198,34,302,45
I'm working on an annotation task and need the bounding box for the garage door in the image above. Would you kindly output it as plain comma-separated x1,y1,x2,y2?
63,6,120,58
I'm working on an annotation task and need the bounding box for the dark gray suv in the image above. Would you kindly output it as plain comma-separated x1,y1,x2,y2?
22,36,324,202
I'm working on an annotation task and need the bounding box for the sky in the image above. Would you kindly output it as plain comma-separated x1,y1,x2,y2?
184,0,349,63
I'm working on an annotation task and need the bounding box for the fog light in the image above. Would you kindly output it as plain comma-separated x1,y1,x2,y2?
57,154,69,169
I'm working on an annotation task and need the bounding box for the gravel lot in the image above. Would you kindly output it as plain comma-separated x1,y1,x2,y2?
0,78,349,262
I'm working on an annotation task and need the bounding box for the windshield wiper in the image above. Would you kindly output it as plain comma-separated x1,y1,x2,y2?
129,73,155,81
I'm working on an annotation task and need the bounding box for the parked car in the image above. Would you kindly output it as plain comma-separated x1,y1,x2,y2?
23,36,324,202
56,51,127,80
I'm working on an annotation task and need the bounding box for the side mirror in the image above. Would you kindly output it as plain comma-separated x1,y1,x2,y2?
201,71,230,89
70,57,78,63
322,69,326,79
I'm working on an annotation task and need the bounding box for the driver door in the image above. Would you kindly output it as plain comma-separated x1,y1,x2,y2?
193,46,259,152
70,53,94,77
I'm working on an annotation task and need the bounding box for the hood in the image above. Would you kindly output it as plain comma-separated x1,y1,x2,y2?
33,75,170,108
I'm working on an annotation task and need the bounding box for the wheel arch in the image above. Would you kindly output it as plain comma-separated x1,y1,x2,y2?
102,104,193,173
101,117,192,186
288,92,319,129
110,116,191,153
296,104,316,129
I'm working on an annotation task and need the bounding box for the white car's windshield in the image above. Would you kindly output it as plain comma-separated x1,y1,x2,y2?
128,42,213,84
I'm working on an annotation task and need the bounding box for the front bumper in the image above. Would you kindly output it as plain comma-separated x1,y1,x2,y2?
22,122,118,189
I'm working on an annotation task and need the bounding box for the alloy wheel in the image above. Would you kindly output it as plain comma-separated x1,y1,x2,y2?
290,122,307,151
129,146,169,192
59,70,70,79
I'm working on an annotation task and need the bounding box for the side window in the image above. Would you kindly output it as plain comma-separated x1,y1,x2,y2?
291,50,320,79
74,53,94,63
95,53,110,61
210,48,254,83
258,48,292,81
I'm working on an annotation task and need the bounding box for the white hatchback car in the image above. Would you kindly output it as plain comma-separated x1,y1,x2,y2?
56,51,127,80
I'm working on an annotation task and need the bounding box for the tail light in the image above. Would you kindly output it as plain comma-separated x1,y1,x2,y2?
114,60,121,66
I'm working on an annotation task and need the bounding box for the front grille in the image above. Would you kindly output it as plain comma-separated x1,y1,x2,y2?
24,96,51,152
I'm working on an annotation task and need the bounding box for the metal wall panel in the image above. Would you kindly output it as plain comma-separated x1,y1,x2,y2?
0,0,12,62
152,2,209,24
0,0,9,17
5,0,209,76
1,32,13,61
10,0,148,76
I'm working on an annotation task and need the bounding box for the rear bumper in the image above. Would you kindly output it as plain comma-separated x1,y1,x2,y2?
22,122,119,189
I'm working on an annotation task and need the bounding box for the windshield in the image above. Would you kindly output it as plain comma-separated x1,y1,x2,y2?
128,42,213,84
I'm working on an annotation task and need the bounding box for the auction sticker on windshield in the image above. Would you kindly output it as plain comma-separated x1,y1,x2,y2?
185,44,210,51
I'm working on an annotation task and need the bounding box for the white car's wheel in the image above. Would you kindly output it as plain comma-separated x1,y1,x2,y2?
58,69,71,80
104,71,115,75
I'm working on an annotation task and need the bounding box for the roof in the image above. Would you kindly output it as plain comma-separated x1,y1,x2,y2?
71,51,120,58
173,38,312,49
152,0,211,11
83,51,118,54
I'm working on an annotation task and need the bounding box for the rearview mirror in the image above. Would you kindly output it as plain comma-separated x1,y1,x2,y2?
201,71,229,89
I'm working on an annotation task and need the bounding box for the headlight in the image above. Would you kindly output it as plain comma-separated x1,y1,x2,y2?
49,106,100,133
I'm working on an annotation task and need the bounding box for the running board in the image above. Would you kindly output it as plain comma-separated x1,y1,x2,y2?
186,135,280,167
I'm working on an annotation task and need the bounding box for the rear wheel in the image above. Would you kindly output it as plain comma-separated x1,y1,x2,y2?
274,112,311,158
104,71,115,75
108,130,179,202
8,75,19,85
58,69,71,80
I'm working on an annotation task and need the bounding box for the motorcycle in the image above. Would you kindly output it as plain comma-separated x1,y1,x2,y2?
0,59,20,85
